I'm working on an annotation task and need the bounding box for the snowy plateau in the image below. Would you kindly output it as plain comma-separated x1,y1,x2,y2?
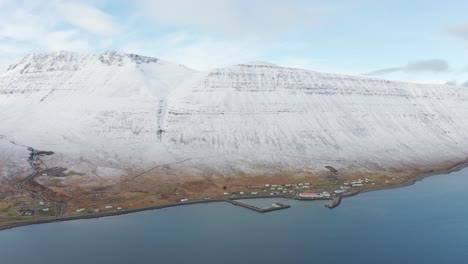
0,51,467,186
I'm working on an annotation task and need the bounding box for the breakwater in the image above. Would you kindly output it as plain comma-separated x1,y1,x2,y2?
225,199,290,212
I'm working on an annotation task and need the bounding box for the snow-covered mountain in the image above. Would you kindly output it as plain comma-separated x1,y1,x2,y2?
1,51,467,183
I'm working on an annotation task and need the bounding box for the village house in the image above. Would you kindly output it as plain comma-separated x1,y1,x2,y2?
19,209,35,216
298,192,323,199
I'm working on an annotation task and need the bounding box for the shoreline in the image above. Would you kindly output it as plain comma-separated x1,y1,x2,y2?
0,195,292,232
2,161,468,231
329,161,468,208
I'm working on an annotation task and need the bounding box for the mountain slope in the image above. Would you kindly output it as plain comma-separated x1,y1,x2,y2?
0,52,467,186
164,62,468,172
0,51,195,181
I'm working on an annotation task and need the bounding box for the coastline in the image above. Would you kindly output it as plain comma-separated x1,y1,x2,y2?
0,195,291,232
330,161,468,208
2,160,468,231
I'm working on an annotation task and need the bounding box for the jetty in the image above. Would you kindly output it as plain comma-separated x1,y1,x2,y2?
325,197,342,208
225,199,290,213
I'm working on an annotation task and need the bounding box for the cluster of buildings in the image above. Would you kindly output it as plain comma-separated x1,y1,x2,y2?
263,183,313,195
298,191,332,199
75,205,123,213
19,209,35,216
223,182,315,197
222,178,377,199
18,201,51,216
343,178,373,188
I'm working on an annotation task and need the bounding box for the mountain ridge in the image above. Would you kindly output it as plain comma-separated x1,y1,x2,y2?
0,51,467,185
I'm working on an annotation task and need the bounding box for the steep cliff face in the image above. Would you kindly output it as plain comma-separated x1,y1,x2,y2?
0,51,195,180
0,52,467,182
164,62,468,172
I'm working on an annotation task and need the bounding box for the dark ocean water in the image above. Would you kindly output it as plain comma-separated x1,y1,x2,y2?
1,168,468,264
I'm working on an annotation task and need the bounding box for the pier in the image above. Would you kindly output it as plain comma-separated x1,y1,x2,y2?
325,197,342,208
225,199,290,213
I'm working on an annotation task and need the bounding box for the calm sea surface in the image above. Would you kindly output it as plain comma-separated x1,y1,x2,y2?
1,168,468,264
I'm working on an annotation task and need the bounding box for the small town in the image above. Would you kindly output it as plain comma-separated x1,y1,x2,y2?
0,176,382,220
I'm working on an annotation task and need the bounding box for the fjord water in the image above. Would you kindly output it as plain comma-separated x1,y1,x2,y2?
1,168,468,264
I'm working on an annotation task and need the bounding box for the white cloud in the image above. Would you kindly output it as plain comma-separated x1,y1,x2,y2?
0,23,44,41
446,23,468,40
0,0,119,63
0,43,28,54
274,58,324,71
364,59,450,76
122,32,262,70
135,0,326,39
44,30,90,52
56,1,119,36
0,0,13,8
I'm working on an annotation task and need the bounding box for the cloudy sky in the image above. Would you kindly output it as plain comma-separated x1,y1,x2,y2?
1,0,468,85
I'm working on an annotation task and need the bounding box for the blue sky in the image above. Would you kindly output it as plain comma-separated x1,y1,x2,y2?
1,0,468,85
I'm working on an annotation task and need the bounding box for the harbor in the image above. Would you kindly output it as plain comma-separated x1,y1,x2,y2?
225,199,291,213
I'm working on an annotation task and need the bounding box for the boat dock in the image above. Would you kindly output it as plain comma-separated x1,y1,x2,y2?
225,199,290,213
325,197,342,208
